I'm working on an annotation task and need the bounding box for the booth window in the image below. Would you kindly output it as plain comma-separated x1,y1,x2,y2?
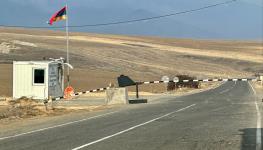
34,69,45,84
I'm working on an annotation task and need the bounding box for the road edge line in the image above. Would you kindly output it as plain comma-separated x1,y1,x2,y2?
0,111,118,141
249,82,261,150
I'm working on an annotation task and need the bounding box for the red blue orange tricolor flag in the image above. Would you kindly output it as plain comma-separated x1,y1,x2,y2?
48,6,67,25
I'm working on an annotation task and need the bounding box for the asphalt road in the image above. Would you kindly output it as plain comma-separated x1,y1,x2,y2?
0,81,261,150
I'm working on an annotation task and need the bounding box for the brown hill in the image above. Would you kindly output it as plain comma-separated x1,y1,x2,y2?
0,27,262,96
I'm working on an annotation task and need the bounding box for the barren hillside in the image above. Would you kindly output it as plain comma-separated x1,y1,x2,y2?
0,27,262,96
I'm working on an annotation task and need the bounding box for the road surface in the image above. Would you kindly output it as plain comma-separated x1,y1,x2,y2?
0,81,261,150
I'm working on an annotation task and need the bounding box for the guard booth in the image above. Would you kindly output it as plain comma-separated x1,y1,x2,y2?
13,61,64,100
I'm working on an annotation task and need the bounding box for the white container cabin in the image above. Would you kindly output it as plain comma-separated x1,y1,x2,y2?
13,61,64,100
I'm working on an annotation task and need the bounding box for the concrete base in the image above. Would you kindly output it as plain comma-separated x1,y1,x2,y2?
106,88,128,105
129,99,148,104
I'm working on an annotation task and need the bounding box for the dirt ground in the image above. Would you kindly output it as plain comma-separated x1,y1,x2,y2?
0,97,113,123
0,27,262,97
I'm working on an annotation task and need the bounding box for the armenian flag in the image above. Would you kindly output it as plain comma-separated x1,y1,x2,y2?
48,6,67,25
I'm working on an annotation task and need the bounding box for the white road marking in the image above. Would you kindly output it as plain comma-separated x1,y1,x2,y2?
255,101,262,150
0,111,118,141
219,89,230,94
231,102,255,105
220,82,236,94
72,104,196,150
249,82,261,150
249,82,256,94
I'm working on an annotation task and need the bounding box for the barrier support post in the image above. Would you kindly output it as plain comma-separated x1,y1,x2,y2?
136,83,139,99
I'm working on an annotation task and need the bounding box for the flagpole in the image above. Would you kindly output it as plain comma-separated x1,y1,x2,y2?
66,3,70,86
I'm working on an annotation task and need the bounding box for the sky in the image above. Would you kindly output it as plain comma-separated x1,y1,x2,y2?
0,0,262,40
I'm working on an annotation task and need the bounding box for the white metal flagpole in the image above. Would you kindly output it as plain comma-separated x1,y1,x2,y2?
66,4,70,86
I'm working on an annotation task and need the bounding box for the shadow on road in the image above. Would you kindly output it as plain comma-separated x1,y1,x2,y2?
239,128,262,150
